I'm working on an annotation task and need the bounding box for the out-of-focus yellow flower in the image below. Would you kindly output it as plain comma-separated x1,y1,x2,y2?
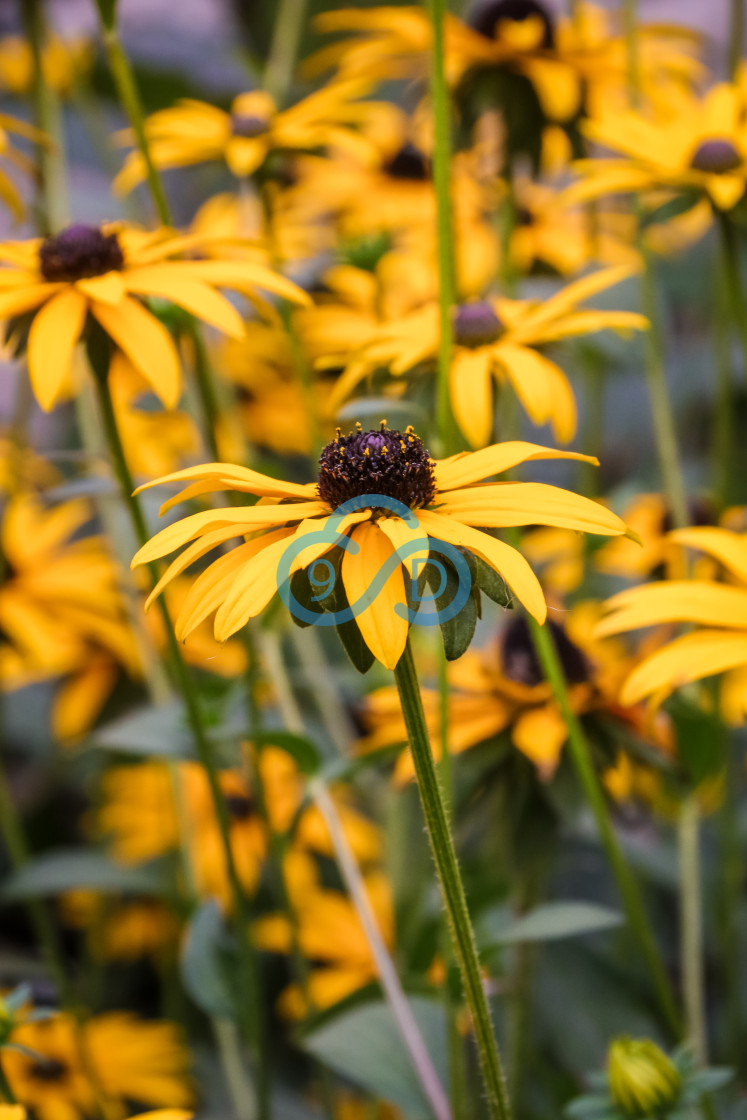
0,223,308,411
60,891,182,963
325,267,646,448
131,430,629,671
115,81,385,192
2,1012,193,1120
569,83,747,215
520,526,585,595
360,602,658,781
0,34,93,97
335,1094,400,1120
254,850,393,1019
595,492,719,581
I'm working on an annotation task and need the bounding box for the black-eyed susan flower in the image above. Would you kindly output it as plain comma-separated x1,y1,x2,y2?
114,81,383,193
2,1012,193,1120
325,268,647,448
596,526,747,713
132,427,631,671
0,222,308,411
568,82,747,215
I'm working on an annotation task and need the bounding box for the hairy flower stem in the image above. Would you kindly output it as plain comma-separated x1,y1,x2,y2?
427,0,459,458
678,795,707,1062
394,640,513,1120
88,359,268,1120
527,618,682,1037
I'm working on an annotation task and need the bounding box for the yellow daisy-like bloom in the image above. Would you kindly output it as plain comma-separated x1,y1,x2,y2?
325,267,647,448
568,82,747,215
2,1012,193,1120
131,428,630,671
595,492,718,582
114,81,382,193
596,527,747,716
0,222,308,412
60,891,182,964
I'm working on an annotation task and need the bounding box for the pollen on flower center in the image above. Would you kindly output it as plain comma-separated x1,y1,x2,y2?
471,0,556,49
453,301,503,348
501,616,589,688
316,422,436,510
231,113,270,139
690,138,742,174
39,223,124,282
383,143,430,181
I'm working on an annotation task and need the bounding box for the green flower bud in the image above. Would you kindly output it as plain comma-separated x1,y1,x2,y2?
608,1037,681,1117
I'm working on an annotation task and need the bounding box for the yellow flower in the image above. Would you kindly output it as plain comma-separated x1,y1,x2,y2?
0,34,93,98
131,428,630,671
596,526,747,714
595,492,719,581
0,1108,26,1120
115,81,383,192
2,1012,193,1120
60,891,182,963
569,82,747,214
324,268,647,448
608,1037,681,1117
0,222,308,411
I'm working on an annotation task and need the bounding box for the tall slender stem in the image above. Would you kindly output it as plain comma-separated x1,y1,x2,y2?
264,0,308,104
21,0,69,233
717,213,747,399
394,640,513,1120
427,0,458,456
678,795,707,1062
88,358,268,1120
527,619,682,1037
730,0,744,80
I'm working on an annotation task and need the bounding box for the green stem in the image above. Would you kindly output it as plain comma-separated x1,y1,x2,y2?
717,213,747,399
188,323,222,461
88,357,268,1120
21,0,69,232
718,741,743,1071
623,0,640,107
527,619,682,1037
730,0,744,80
427,0,458,457
712,259,734,505
0,1065,17,1104
263,0,308,104
394,640,513,1120
678,795,707,1063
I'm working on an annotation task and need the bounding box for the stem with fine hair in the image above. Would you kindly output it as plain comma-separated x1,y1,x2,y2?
527,618,682,1037
394,639,513,1120
86,348,268,1120
427,0,458,457
678,794,707,1062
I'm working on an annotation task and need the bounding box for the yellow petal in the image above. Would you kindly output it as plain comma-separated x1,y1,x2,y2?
91,295,182,408
134,461,318,502
416,509,546,623
76,272,127,306
225,137,268,178
450,348,494,448
512,703,567,775
125,266,246,338
214,531,307,639
376,513,430,580
434,441,597,492
174,260,311,307
497,343,577,443
595,580,747,637
669,527,747,584
27,287,88,411
341,520,409,670
620,629,747,706
706,173,745,212
435,481,626,536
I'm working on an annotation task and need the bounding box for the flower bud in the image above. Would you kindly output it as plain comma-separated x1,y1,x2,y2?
608,1037,681,1117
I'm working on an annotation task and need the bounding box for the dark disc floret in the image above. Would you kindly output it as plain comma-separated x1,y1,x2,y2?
232,113,270,138
690,138,742,174
29,1058,69,1083
39,223,124,282
501,615,589,688
225,794,255,820
453,301,503,348
470,0,555,49
317,422,436,510
383,143,430,181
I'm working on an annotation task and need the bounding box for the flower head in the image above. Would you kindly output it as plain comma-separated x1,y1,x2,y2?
608,1037,681,1117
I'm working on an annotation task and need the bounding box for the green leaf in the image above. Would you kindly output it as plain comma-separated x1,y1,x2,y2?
301,996,448,1117
686,1068,733,1094
180,901,238,1020
485,901,624,946
2,850,165,900
474,555,513,609
426,550,477,661
669,697,727,786
288,569,324,629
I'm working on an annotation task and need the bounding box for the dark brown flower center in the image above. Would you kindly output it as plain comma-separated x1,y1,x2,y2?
453,301,503,348
29,1058,69,1083
39,224,124,282
690,138,742,174
317,423,436,509
225,794,255,820
501,616,589,688
471,0,555,49
383,143,430,181
231,113,270,139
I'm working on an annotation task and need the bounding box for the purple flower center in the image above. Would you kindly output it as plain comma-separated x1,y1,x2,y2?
225,794,255,820
453,301,503,348
470,0,555,49
39,224,124,282
501,616,589,688
231,113,269,139
317,424,436,509
384,143,430,181
30,1058,68,1083
690,138,742,175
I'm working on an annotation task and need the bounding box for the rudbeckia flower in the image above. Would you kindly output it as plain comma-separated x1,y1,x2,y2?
596,527,747,715
2,1012,193,1119
114,80,383,193
568,83,747,215
324,267,647,447
132,427,631,671
595,492,718,581
0,222,308,411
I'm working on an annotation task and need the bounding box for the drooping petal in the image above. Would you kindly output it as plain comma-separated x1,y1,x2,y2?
434,441,597,492
133,462,318,502
512,702,568,776
496,343,577,443
595,580,747,637
435,481,627,536
91,295,182,409
124,266,246,338
450,348,494,448
416,509,546,623
341,520,409,670
620,629,747,706
27,287,88,411
214,530,314,640
76,272,127,306
669,527,747,584
171,260,311,307
377,514,430,580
